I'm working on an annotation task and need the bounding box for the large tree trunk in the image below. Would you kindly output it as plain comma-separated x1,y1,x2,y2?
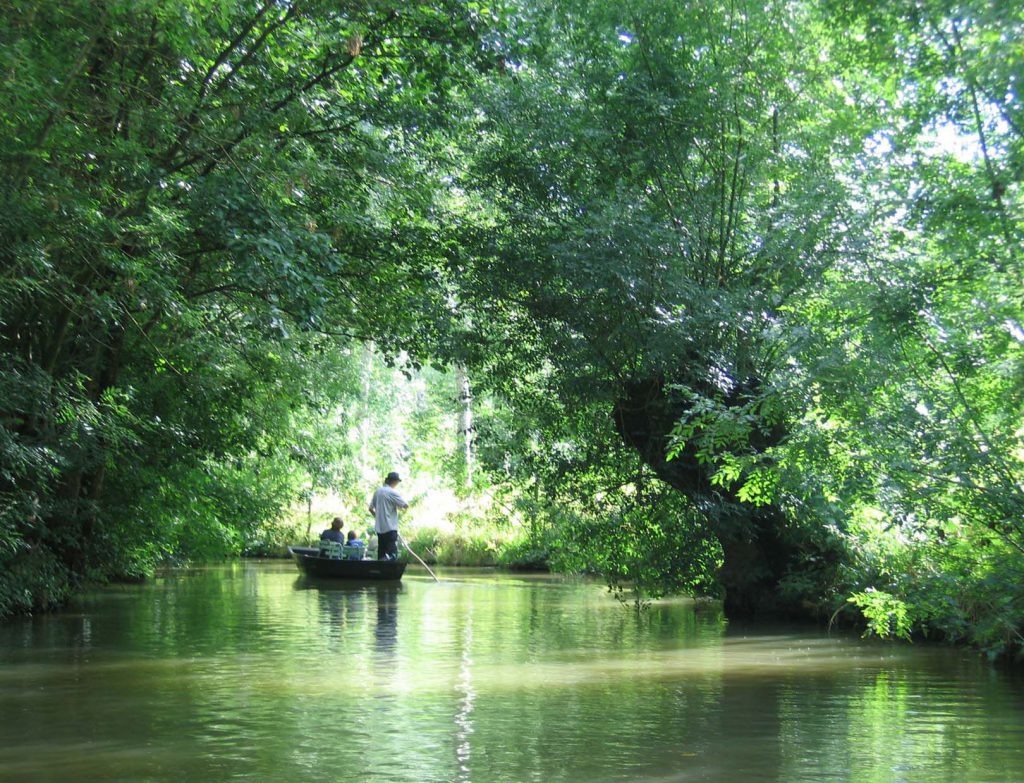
611,376,827,618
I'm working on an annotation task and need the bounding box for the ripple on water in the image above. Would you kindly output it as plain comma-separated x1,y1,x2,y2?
0,566,1022,783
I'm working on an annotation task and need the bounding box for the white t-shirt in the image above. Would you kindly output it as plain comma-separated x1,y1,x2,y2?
369,485,408,533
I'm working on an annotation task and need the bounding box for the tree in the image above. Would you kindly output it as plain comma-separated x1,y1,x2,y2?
784,0,1024,655
445,0,855,614
0,0,492,615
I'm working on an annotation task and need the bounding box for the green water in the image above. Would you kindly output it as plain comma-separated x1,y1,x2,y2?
1,562,1022,783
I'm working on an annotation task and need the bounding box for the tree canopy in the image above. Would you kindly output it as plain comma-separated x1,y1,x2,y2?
2,0,1022,658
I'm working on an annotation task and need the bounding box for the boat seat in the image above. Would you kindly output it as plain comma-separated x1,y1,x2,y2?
318,540,344,559
342,545,364,561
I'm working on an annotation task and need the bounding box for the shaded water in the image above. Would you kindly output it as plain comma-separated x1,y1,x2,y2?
1,562,1022,782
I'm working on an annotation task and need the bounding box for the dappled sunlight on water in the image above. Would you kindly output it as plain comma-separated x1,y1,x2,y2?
1,561,1022,782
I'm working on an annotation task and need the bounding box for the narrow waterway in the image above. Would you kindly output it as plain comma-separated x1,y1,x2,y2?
1,561,1022,782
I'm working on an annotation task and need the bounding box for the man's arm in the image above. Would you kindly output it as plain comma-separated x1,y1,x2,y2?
390,488,409,509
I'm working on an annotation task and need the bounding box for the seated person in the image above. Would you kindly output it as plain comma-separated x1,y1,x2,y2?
320,517,345,544
344,529,366,560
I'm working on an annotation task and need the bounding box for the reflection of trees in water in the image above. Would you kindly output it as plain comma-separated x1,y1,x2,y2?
710,673,783,780
5,570,1024,782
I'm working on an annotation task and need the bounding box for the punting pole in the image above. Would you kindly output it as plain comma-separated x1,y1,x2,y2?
398,533,440,583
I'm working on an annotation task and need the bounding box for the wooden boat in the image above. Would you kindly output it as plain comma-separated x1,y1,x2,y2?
288,546,407,581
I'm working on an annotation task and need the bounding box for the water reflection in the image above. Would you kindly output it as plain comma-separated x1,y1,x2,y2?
0,564,1022,783
375,584,400,657
453,615,475,783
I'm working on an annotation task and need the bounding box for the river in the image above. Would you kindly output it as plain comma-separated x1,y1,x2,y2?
1,561,1022,782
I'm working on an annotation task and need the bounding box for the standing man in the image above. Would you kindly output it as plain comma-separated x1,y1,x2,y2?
369,471,408,560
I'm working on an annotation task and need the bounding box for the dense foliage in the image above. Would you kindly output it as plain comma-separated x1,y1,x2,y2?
0,0,488,613
1,0,1021,658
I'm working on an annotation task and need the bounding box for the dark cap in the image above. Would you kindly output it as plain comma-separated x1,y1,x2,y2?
385,471,401,483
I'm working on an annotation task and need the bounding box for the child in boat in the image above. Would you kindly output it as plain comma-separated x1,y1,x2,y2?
345,529,366,559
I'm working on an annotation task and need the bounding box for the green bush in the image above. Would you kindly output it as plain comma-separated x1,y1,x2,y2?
401,525,502,566
244,517,311,558
495,538,551,571
837,512,1024,660
0,547,72,618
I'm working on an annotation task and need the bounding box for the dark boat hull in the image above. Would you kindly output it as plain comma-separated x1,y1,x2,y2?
288,546,406,580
